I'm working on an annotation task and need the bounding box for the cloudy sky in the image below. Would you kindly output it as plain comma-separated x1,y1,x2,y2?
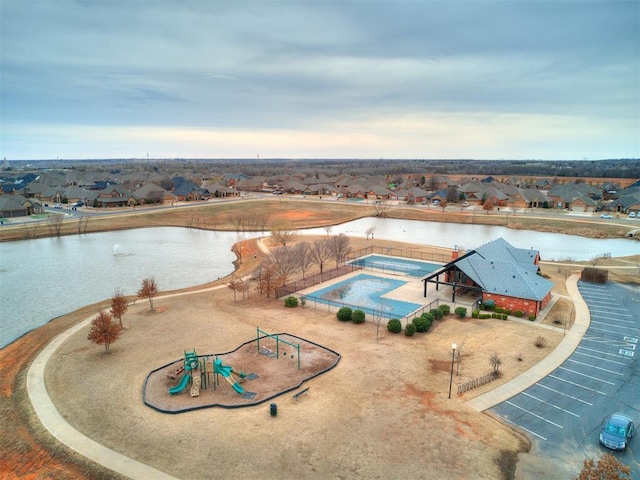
1,0,638,160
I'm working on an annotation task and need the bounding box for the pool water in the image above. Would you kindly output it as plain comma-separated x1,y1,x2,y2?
349,255,440,277
305,273,422,318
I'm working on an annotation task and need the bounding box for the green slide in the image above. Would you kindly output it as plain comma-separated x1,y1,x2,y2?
168,373,191,395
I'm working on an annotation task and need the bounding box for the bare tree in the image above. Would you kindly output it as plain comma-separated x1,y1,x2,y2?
373,202,392,217
310,238,333,279
292,241,313,279
87,311,122,352
271,246,299,288
489,352,502,375
110,288,129,329
77,215,89,234
446,186,458,203
137,277,158,310
47,215,63,236
439,199,448,212
453,336,468,375
271,223,297,247
329,235,352,269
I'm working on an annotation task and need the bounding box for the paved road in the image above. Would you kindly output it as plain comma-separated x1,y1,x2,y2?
490,281,640,479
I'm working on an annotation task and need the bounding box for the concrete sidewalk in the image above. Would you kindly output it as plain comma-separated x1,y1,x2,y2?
466,274,590,411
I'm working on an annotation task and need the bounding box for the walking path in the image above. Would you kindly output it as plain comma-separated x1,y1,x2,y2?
26,272,590,479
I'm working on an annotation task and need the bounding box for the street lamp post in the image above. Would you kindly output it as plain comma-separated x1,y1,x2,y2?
448,342,457,399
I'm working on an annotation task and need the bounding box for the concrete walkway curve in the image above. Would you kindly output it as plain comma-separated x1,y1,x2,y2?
27,284,232,480
466,274,590,411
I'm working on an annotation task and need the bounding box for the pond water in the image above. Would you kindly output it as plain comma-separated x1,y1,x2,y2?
1,218,637,348
0,227,259,348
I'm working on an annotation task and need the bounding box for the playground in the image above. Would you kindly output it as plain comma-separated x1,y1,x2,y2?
143,332,340,412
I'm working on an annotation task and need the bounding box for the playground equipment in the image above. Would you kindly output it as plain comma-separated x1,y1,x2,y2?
213,357,247,394
168,350,199,395
257,328,301,369
167,349,249,396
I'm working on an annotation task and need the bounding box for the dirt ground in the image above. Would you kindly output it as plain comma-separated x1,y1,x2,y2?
2,225,638,479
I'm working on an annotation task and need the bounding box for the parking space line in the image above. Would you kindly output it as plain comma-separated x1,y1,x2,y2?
548,374,608,396
499,415,547,441
573,350,628,366
521,391,580,417
590,321,636,332
505,401,563,428
557,366,616,385
590,326,636,335
566,358,625,376
590,308,632,317
591,316,636,325
534,382,592,406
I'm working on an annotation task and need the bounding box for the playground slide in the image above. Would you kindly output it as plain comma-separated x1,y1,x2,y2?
222,373,245,394
168,373,191,395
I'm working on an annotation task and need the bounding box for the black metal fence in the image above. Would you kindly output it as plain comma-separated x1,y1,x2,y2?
456,372,498,395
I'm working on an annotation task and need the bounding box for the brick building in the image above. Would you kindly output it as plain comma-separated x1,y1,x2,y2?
421,238,553,317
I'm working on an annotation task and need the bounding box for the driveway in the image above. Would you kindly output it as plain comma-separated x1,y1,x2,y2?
490,281,640,479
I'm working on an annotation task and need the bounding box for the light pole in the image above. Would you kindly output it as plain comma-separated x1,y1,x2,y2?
448,342,457,399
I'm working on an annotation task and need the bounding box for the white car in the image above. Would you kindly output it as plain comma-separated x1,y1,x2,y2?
600,214,613,219
629,212,637,218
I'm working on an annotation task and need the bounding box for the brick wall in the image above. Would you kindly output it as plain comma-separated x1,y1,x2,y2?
483,290,551,317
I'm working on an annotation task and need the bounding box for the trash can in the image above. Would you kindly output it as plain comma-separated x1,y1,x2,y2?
270,402,278,417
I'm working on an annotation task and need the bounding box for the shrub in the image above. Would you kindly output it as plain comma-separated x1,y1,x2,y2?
454,307,467,319
504,308,511,315
472,310,480,318
514,310,523,318
479,313,491,319
337,307,353,322
534,336,546,348
502,314,508,320
491,313,499,319
412,316,427,332
352,309,366,324
284,296,298,308
495,306,504,314
528,314,536,321
421,312,434,323
404,323,416,336
387,319,402,333
438,304,450,315
430,308,444,320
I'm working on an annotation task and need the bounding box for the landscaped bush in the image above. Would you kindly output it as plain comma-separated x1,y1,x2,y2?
479,313,491,319
504,308,511,315
352,309,366,324
412,315,432,333
337,307,353,322
528,314,536,321
514,310,523,318
284,296,299,308
502,314,508,320
438,304,450,315
387,318,402,333
404,323,416,336
454,307,467,319
472,310,480,318
430,308,444,320
491,312,499,319
495,306,504,314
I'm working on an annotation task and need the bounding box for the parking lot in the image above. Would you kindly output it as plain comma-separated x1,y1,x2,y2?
491,281,640,478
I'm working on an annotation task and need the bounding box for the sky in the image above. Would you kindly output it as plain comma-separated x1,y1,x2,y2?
1,0,639,160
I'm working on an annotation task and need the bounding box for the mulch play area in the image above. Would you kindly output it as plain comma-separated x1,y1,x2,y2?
143,333,340,413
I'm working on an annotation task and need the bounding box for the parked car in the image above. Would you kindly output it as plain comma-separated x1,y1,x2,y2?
600,214,613,219
432,200,440,206
629,212,636,218
54,203,63,209
599,413,636,451
462,202,470,207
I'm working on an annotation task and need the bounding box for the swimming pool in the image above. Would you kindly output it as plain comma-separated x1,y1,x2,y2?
349,255,441,277
304,273,423,318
